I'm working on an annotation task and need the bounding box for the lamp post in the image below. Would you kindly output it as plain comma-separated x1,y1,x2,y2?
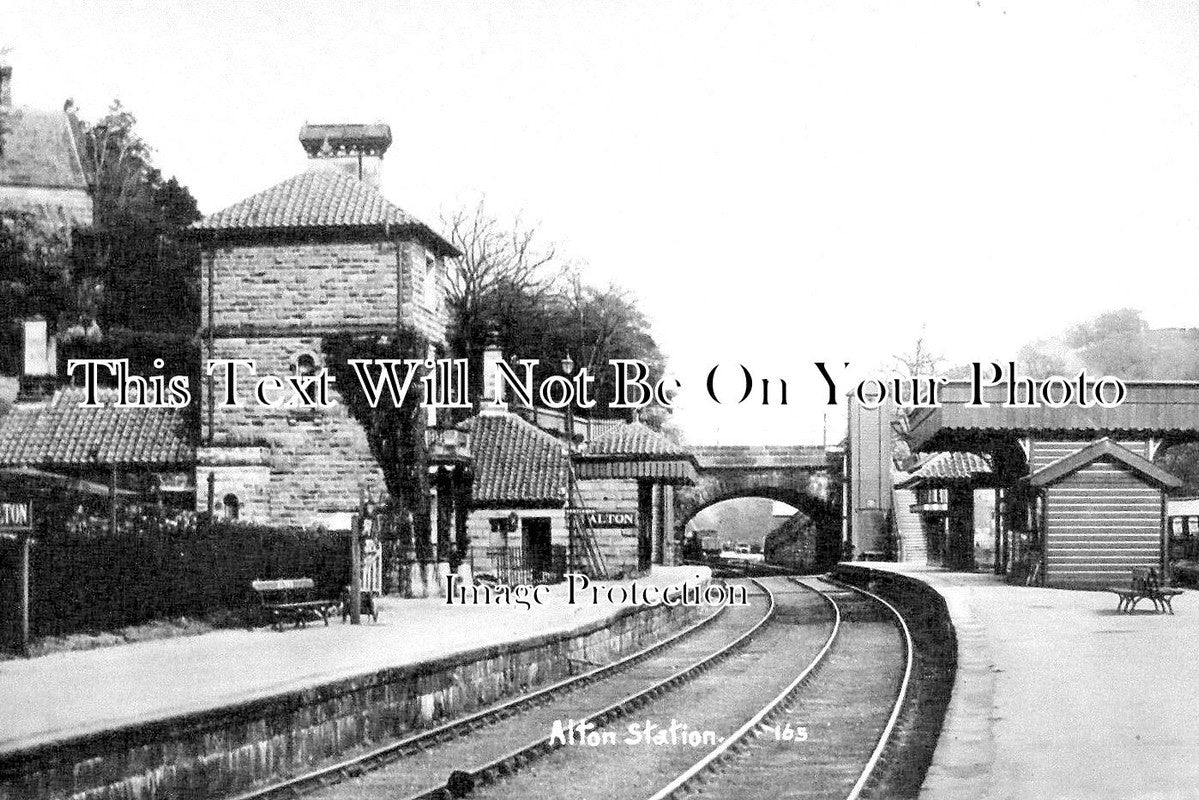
561,354,577,574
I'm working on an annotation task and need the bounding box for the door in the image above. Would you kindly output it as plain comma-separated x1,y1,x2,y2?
522,518,552,581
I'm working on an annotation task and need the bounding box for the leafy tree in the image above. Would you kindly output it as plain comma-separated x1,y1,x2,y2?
0,211,77,373
71,101,201,336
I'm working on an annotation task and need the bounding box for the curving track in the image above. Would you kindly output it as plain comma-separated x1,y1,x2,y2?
235,575,918,800
243,579,776,800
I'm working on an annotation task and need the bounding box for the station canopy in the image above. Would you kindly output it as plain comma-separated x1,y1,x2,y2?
905,380,1199,451
575,421,698,484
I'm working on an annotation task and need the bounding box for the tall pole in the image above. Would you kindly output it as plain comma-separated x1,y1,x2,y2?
565,402,575,574
349,513,362,625
19,534,31,657
109,462,117,537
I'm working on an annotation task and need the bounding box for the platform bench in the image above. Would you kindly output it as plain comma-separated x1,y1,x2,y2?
1107,567,1183,615
251,578,340,630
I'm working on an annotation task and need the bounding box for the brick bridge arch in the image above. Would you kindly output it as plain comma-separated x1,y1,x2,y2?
676,445,843,560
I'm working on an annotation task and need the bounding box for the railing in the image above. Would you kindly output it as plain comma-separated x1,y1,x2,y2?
518,407,625,443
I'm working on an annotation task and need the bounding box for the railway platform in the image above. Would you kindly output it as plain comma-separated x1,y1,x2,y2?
0,566,710,757
854,562,1198,800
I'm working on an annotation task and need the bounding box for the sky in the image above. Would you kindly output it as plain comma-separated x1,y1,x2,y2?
6,1,1199,444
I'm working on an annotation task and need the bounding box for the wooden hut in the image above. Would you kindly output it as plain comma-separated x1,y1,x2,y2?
1025,438,1180,588
903,380,1199,587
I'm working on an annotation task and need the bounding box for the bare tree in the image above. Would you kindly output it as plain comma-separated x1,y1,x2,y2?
891,326,944,377
441,199,564,396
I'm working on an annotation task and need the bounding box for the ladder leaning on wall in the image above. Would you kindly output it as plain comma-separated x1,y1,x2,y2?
567,462,608,578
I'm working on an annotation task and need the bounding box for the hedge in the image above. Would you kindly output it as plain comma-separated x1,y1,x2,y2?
17,510,351,639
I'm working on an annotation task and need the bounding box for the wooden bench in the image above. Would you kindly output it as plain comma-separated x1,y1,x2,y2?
1107,567,1183,615
251,578,340,630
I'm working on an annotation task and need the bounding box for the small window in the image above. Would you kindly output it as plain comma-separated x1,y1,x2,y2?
223,493,241,521
1190,516,1199,535
1172,517,1184,536
295,353,318,377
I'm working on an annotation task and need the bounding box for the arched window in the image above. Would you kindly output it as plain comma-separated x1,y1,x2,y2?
295,353,318,377
223,493,241,521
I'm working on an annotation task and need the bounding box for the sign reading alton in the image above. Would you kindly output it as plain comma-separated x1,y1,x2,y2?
568,510,639,529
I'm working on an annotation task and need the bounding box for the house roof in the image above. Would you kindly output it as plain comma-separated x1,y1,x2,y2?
895,451,993,488
0,388,195,468
581,421,694,460
1025,437,1181,489
464,411,567,507
191,168,458,255
0,106,89,190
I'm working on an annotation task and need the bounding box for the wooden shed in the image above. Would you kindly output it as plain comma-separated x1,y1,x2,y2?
1025,438,1181,588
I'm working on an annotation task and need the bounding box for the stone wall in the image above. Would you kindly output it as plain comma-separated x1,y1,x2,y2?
198,234,449,528
0,185,93,230
576,477,644,577
0,600,706,800
204,240,446,342
466,507,568,572
198,335,386,527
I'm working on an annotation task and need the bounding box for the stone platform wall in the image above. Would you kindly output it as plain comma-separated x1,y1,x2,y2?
0,600,706,800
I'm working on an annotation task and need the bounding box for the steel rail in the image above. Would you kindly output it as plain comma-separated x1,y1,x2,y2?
834,576,915,800
399,578,779,800
642,576,840,800
644,575,914,800
231,584,731,800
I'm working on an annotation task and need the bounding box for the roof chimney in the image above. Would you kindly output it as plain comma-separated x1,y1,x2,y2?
299,123,391,190
0,64,12,107
481,341,507,413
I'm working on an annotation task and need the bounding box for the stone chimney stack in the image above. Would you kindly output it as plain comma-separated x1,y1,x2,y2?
22,317,56,377
298,123,391,190
481,342,506,412
1,64,12,107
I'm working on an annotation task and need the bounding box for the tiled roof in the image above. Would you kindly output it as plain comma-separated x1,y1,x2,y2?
896,451,991,488
582,421,693,460
0,388,195,467
0,106,89,189
466,411,567,506
191,169,457,253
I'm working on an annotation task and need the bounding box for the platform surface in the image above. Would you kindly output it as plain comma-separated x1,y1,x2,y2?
0,566,710,755
857,562,1198,800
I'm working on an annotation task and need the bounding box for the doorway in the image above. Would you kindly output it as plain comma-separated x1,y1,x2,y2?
522,517,553,580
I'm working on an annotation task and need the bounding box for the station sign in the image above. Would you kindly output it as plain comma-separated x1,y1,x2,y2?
0,499,33,537
568,513,642,532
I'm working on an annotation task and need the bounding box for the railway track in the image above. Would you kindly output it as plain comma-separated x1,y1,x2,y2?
463,576,911,800
233,578,776,800
237,575,920,800
652,576,914,800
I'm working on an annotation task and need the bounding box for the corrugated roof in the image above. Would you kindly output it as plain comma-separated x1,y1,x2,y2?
465,411,567,506
0,106,89,190
582,421,694,460
0,388,195,467
191,169,458,254
1025,437,1181,489
907,380,1199,451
